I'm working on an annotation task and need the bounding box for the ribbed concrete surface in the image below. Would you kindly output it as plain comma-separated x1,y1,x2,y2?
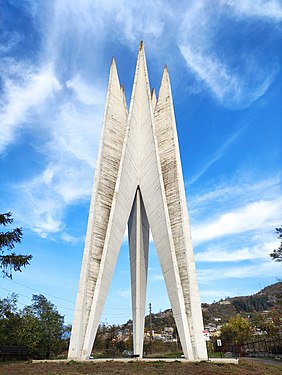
68,43,207,361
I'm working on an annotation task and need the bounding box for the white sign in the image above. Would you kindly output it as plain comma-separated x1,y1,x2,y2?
202,330,210,341
217,339,222,347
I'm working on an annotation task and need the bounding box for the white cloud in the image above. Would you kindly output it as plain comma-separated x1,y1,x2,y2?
197,260,281,283
13,154,94,236
5,70,104,237
179,44,238,102
0,63,61,153
178,0,279,108
151,274,164,281
189,176,281,210
222,0,282,21
48,0,167,56
2,0,281,240
192,198,282,244
51,100,103,167
196,239,279,262
188,129,243,185
180,44,276,108
66,76,104,106
117,289,131,299
0,30,22,53
61,232,83,245
113,0,166,45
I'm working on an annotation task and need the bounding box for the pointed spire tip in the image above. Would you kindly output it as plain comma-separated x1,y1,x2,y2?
139,41,144,50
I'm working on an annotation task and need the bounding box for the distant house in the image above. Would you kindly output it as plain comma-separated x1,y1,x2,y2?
219,300,231,305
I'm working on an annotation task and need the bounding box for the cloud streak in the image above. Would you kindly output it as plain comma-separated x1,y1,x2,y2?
188,129,243,185
222,0,282,21
0,63,61,153
178,0,280,108
1,0,281,240
192,198,282,244
197,260,281,283
196,239,279,262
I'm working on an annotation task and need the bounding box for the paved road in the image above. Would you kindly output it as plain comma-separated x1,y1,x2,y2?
240,357,282,367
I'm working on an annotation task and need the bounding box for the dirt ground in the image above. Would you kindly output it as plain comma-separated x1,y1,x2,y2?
0,358,281,375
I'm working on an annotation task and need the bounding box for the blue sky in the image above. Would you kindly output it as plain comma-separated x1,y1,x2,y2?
0,0,281,326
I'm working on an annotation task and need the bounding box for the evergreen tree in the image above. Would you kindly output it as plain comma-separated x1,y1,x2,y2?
0,212,32,278
270,226,282,262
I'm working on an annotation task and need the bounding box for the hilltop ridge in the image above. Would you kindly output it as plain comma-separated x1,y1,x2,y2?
125,281,282,332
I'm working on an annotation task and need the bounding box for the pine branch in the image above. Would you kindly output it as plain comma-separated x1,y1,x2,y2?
0,228,22,251
0,254,33,278
0,212,13,226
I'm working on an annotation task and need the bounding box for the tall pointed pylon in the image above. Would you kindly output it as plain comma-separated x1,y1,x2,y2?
68,58,128,359
68,43,207,361
154,66,207,359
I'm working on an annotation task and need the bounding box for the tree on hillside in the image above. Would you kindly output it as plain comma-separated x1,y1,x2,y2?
0,212,32,278
19,294,65,359
220,315,251,345
0,294,68,359
0,293,22,345
270,226,282,262
253,310,282,337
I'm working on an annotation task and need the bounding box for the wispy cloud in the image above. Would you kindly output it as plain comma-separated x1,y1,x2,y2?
61,232,84,245
151,274,164,281
192,197,282,244
189,173,282,248
1,3,106,236
117,289,131,299
189,176,281,210
0,63,61,153
2,0,281,240
197,260,281,283
66,76,103,106
0,30,22,53
14,155,95,236
188,129,243,185
196,239,279,262
178,0,280,108
222,0,282,21
47,0,168,57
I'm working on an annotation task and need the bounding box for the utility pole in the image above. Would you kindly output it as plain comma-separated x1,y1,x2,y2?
175,331,179,352
149,303,153,353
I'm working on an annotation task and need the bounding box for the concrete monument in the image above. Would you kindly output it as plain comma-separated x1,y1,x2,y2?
68,43,207,360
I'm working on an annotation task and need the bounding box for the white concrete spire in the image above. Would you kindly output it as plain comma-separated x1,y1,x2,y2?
68,56,128,359
154,65,207,359
68,43,207,361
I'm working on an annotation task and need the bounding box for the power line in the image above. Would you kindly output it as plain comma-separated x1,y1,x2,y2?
8,279,74,303
0,287,131,319
0,285,33,301
0,286,74,311
0,286,132,316
5,279,132,311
